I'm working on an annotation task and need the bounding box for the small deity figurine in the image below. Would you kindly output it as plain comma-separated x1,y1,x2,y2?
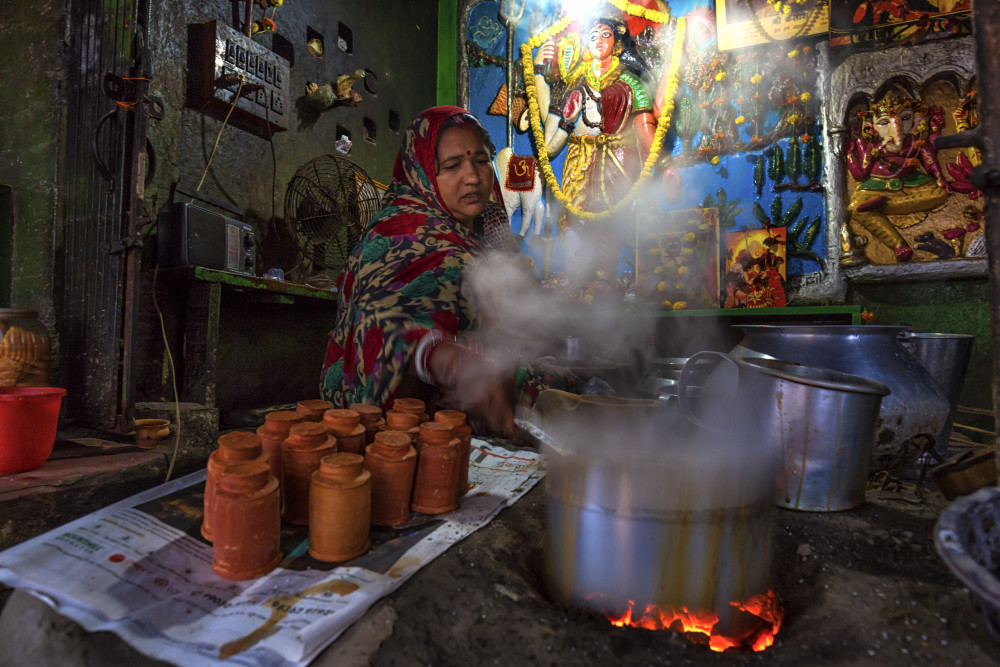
845,91,953,262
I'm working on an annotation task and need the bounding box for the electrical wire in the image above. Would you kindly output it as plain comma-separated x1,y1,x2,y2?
264,91,277,228
152,264,183,482
195,78,245,192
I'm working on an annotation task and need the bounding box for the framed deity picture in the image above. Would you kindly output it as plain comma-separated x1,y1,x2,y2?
724,227,788,309
829,0,971,51
636,207,721,310
716,0,830,51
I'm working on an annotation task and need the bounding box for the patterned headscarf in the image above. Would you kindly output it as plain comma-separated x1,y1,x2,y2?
371,105,505,233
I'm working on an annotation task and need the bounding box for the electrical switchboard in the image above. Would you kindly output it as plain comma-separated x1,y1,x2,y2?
187,20,290,136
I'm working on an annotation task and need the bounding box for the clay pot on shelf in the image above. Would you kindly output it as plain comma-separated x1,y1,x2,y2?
350,403,384,445
309,452,371,562
297,399,333,422
412,422,460,514
434,410,472,495
134,419,171,450
393,397,428,424
281,422,336,525
383,410,420,443
365,430,418,526
212,460,282,581
256,410,304,484
202,431,266,542
323,408,366,455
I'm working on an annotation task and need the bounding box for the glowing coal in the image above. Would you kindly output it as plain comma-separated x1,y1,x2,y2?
603,589,783,652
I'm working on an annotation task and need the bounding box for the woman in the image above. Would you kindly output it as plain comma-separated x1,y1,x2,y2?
320,106,562,433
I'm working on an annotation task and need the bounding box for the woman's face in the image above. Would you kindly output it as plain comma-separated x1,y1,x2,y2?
589,24,616,61
435,124,494,227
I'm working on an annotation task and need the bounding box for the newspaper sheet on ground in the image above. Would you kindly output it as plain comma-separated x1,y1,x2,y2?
0,440,541,666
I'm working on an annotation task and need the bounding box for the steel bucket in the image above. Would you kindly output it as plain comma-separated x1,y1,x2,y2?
898,332,974,458
679,352,890,512
729,325,949,473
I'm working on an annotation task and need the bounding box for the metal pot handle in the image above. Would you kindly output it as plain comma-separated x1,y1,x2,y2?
897,330,917,355
677,350,739,435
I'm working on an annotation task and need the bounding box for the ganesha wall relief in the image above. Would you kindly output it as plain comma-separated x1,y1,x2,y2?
843,82,981,266
825,36,985,283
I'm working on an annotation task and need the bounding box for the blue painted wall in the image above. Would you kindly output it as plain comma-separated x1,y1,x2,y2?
466,0,826,283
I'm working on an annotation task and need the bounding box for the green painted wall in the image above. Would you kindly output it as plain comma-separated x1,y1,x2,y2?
437,0,458,106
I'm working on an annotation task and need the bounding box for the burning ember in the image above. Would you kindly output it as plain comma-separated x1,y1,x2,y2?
603,590,783,652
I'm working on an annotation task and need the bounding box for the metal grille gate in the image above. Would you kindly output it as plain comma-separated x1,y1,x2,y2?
62,0,147,430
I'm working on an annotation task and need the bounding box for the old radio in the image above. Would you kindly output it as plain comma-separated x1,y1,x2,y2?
157,201,257,276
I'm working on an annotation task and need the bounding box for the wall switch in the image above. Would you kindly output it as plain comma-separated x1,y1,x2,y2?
187,20,290,135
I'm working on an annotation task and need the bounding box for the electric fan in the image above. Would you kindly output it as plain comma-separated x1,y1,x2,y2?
283,155,383,284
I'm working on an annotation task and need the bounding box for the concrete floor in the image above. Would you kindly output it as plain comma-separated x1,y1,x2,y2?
0,474,997,666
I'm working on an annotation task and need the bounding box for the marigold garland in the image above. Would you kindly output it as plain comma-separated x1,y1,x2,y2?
608,0,671,24
521,15,686,222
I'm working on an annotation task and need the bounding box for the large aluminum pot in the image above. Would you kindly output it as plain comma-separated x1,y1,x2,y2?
730,325,950,473
539,394,776,622
680,352,890,511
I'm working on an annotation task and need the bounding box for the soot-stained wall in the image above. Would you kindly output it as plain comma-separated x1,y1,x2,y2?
146,0,439,272
1,0,441,418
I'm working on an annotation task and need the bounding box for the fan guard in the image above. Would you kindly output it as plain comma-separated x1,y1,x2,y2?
284,155,382,282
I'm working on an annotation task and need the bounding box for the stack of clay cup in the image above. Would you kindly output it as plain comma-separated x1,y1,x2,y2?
202,396,475,579
382,409,420,443
323,409,366,455
410,421,461,514
296,399,332,422
202,431,280,581
282,421,337,525
351,403,384,445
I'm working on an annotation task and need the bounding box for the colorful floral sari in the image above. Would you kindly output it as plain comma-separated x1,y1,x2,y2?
320,106,559,412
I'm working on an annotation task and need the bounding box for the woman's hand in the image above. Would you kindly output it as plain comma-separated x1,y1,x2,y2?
428,341,516,435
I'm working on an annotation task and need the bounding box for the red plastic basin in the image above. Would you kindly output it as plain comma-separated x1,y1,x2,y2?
0,387,66,474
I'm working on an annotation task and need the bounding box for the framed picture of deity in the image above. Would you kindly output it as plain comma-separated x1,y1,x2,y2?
724,228,788,309
828,0,972,52
635,207,721,310
715,0,830,51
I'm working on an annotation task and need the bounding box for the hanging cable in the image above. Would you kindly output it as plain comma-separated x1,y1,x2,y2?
195,78,245,192
152,264,183,482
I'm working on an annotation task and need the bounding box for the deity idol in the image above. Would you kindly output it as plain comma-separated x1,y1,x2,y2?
535,17,656,278
535,16,656,230
845,91,952,262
